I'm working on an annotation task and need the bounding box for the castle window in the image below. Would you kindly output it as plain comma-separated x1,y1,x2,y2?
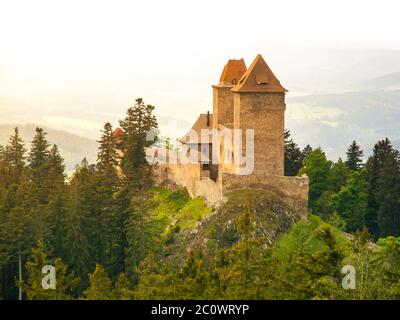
256,73,268,85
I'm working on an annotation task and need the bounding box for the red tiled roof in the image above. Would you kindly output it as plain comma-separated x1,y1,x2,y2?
219,59,247,85
231,54,287,93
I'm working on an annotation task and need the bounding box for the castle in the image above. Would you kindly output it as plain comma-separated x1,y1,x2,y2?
149,54,309,215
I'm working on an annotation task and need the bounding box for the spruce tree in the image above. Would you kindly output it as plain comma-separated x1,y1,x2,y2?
97,122,118,175
119,98,158,143
28,127,52,205
345,140,364,171
0,145,6,195
284,130,303,176
376,151,400,237
365,138,396,238
23,240,79,300
93,123,120,275
4,127,26,181
301,144,313,163
112,273,135,300
47,144,65,185
83,264,113,300
64,159,97,286
28,127,50,179
46,144,67,258
119,98,158,189
116,100,159,273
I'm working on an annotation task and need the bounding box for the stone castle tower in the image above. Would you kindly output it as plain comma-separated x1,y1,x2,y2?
213,54,287,176
150,54,308,214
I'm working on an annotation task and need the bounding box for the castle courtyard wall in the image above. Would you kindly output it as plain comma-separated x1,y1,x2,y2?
220,172,309,217
154,162,308,216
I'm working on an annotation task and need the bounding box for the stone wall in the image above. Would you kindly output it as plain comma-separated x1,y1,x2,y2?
220,172,309,217
154,161,308,216
212,85,235,129
154,163,223,206
233,92,285,176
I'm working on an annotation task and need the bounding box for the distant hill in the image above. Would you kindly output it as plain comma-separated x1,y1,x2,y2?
286,76,400,161
0,123,98,172
360,72,400,91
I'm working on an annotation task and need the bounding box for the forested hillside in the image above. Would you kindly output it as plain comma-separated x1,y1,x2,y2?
1,98,400,300
0,123,97,172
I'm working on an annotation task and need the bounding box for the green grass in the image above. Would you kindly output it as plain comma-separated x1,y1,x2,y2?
143,187,212,253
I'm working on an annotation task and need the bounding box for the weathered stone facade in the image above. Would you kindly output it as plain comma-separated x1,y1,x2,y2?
233,92,285,176
151,54,309,216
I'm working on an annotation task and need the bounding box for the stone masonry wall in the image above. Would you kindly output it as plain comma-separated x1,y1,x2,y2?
154,161,308,216
154,163,223,206
220,172,309,217
213,85,235,129
233,92,285,176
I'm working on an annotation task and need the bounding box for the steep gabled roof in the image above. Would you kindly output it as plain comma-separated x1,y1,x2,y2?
231,54,288,93
219,59,247,85
180,113,213,144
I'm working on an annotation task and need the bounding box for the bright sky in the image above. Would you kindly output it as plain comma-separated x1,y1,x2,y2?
1,0,400,139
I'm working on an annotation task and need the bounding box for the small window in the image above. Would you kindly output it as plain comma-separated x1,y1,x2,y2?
256,73,268,85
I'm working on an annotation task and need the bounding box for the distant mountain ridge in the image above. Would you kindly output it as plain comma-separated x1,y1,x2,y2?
0,123,98,172
286,73,400,161
360,72,400,91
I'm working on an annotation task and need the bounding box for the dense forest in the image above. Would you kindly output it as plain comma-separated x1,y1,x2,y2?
0,98,400,300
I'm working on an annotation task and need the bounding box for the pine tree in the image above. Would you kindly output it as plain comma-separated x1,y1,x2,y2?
47,144,66,185
0,145,6,197
83,264,113,300
284,130,303,176
23,240,79,300
45,144,67,258
2,207,34,300
376,151,400,237
345,140,364,171
112,273,135,300
97,122,118,175
92,123,120,275
28,127,50,179
119,98,158,190
115,100,159,273
119,98,158,144
124,193,154,281
365,138,396,238
64,159,97,285
4,127,27,181
301,144,313,163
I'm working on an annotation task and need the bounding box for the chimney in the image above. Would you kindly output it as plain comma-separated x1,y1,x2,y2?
207,111,210,127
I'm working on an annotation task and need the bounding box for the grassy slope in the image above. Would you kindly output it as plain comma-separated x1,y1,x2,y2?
141,187,212,255
142,187,351,263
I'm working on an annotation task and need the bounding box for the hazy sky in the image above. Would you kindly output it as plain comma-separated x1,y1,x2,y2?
1,0,400,144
